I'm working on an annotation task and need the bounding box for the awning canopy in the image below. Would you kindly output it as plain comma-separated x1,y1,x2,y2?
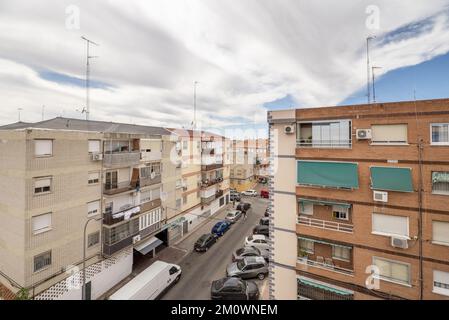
134,236,163,255
298,198,351,209
370,166,413,193
297,161,359,189
298,278,353,296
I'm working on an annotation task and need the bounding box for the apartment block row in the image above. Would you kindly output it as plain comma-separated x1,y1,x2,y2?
0,118,231,300
269,98,449,300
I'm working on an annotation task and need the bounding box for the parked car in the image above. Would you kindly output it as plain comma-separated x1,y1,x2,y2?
259,217,270,226
230,193,241,202
233,246,269,262
212,221,231,237
253,225,269,237
211,277,259,300
245,235,269,251
226,257,268,280
241,189,258,197
237,202,251,212
225,210,242,224
194,234,217,252
109,261,181,300
264,207,270,217
260,189,269,199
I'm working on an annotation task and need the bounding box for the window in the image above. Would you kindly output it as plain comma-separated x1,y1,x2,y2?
371,124,408,144
104,140,130,154
105,202,113,215
183,195,187,205
176,179,182,189
372,213,409,238
431,123,449,145
433,270,449,296
372,257,410,285
432,172,449,195
299,239,314,254
32,213,52,235
141,190,152,203
432,221,449,246
332,246,351,261
87,200,100,217
183,141,188,150
88,172,100,185
88,140,101,153
34,177,52,194
297,120,351,148
176,198,181,209
35,139,53,157
34,251,51,272
105,171,118,190
332,205,349,220
139,208,162,231
87,232,100,248
141,163,161,179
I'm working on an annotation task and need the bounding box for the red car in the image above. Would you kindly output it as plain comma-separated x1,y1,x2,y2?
260,189,269,199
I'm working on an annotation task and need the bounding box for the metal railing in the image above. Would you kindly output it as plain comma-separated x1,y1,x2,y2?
103,151,141,168
297,139,352,149
297,257,354,276
103,181,135,195
297,216,354,233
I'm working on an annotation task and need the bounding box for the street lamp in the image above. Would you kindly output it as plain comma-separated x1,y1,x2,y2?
82,216,102,300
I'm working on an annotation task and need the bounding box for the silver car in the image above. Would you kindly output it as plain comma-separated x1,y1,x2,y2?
226,257,268,280
232,246,269,262
225,210,242,224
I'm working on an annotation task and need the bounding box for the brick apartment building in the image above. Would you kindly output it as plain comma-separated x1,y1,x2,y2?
268,98,449,300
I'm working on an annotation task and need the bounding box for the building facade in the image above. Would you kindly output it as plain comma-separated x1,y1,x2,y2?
269,99,449,300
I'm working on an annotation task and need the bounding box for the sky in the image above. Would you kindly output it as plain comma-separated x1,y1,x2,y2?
1,0,449,136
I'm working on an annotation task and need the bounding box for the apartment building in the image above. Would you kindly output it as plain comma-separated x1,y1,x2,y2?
230,140,256,191
254,138,270,181
268,98,449,300
165,129,232,239
0,117,178,299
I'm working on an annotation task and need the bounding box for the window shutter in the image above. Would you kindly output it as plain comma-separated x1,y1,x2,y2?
372,213,409,237
434,270,449,284
88,172,99,181
35,178,51,188
87,200,100,216
433,221,449,244
372,124,408,143
35,140,53,156
32,213,52,233
88,140,100,153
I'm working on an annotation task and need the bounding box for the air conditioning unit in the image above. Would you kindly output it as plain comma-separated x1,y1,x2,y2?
284,125,295,135
133,235,141,244
373,191,388,203
356,129,372,140
391,236,408,249
92,153,103,161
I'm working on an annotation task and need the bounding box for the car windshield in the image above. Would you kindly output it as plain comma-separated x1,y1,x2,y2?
213,279,225,290
236,248,245,255
237,260,246,270
198,235,208,242
248,235,253,241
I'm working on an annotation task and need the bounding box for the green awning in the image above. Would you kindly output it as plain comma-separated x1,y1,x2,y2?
298,278,352,296
298,198,351,209
297,161,359,189
370,166,413,193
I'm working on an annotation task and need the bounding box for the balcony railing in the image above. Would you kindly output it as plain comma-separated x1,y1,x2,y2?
201,177,223,189
103,151,141,168
103,198,161,226
140,174,161,187
297,139,352,149
297,216,354,233
140,151,162,162
202,163,224,171
103,181,135,195
297,257,354,276
201,190,223,205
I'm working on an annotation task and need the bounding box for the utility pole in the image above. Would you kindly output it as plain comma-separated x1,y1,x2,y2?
372,66,382,103
193,81,199,130
81,36,99,121
366,36,376,104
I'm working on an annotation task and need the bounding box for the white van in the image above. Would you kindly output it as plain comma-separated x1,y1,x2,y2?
109,261,181,300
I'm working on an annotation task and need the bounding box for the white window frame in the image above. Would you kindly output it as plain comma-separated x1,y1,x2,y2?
33,250,52,273
433,270,449,296
34,177,52,195
87,200,101,217
299,202,314,216
299,239,314,254
332,205,349,221
372,256,411,286
332,245,351,262
88,171,100,185
34,139,53,157
431,171,449,196
432,220,449,247
371,213,410,239
88,140,101,154
430,123,449,146
32,212,52,235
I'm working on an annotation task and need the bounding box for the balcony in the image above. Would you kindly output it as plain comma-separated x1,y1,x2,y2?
104,198,162,226
103,151,141,168
140,174,162,188
201,177,223,189
141,150,162,162
297,139,352,149
297,257,354,276
297,216,353,233
103,219,139,257
103,181,135,196
202,163,223,171
201,190,224,205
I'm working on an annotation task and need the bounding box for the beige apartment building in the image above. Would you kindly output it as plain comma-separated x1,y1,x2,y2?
0,118,179,300
268,98,449,300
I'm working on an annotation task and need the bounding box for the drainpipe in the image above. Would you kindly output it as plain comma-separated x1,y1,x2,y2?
417,138,424,300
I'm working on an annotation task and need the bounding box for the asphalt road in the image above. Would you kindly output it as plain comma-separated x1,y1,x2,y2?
162,192,269,300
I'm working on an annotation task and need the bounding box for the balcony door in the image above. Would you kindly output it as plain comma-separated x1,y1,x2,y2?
105,171,118,190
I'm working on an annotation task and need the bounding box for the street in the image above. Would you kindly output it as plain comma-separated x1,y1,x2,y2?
163,188,269,300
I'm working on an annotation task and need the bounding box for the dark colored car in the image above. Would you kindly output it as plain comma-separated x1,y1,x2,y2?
232,246,269,262
259,217,270,226
194,233,217,252
237,202,251,212
211,277,259,300
212,221,231,237
253,225,269,237
264,207,270,217
230,193,241,202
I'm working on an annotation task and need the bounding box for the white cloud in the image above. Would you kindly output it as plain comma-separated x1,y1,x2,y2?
0,0,448,129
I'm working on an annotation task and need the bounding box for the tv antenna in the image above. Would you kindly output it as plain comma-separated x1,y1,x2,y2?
81,36,99,121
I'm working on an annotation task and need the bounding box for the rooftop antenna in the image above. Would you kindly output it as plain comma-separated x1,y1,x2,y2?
366,36,376,104
372,66,382,103
81,36,99,121
18,108,23,122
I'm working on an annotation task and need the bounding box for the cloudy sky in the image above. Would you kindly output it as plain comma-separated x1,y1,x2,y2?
1,0,449,135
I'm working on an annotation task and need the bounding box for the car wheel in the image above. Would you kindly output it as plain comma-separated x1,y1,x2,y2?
175,275,181,283
257,273,265,280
